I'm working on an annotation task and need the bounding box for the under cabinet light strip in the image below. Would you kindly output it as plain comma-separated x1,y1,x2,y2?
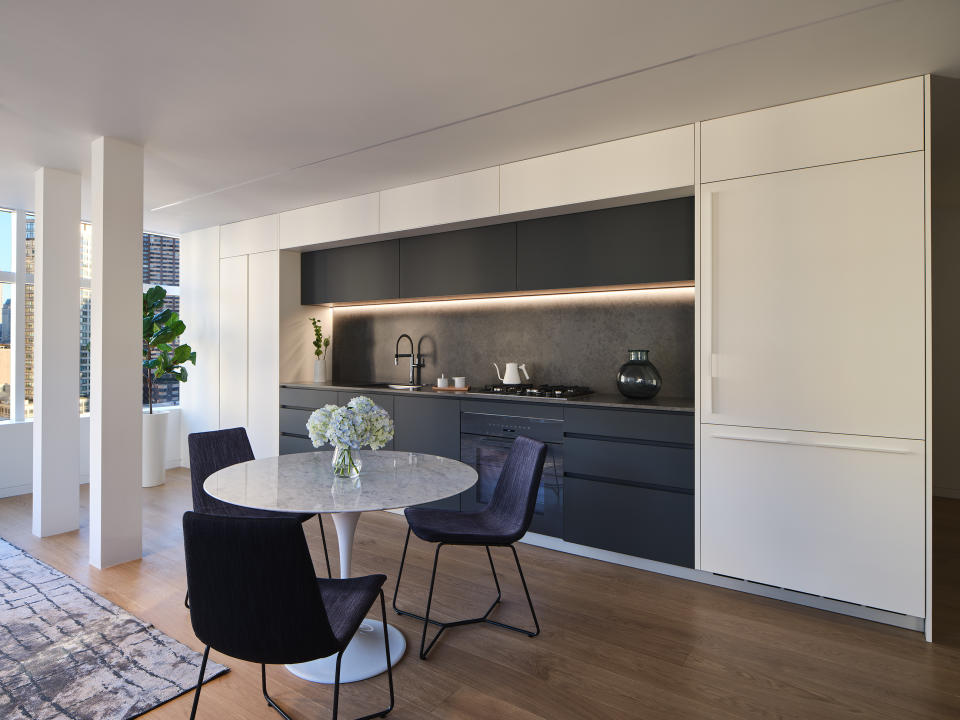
332,284,694,312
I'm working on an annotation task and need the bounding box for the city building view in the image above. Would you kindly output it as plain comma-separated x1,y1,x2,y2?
0,209,180,419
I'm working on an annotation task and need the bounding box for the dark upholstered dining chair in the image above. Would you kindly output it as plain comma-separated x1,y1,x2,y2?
392,435,547,659
183,512,394,720
185,427,331,609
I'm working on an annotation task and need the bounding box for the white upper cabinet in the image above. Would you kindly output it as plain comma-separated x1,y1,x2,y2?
700,424,925,617
220,214,279,257
701,152,925,439
279,193,379,249
499,124,694,215
701,77,923,183
379,167,499,233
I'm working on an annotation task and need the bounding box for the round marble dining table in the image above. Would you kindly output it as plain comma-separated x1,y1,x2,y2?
203,449,477,684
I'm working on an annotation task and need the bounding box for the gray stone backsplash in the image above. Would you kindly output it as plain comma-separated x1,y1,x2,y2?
331,289,694,397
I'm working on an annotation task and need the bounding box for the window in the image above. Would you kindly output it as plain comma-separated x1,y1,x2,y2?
142,233,181,408
1,208,182,420
0,210,14,421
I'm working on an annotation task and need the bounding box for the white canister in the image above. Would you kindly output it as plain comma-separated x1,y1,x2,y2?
453,376,467,388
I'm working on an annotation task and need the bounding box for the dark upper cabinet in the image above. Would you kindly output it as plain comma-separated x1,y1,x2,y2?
399,225,517,298
516,198,694,291
301,239,399,304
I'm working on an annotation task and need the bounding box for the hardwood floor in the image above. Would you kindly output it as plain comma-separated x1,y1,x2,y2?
2,470,959,719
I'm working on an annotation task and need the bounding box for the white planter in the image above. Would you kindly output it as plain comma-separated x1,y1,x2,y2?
142,409,169,488
314,357,327,383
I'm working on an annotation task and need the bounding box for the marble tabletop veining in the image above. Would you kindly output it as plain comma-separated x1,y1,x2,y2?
203,450,478,514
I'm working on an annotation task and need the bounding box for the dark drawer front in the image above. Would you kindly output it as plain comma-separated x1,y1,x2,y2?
336,392,395,450
280,387,339,409
279,408,312,437
279,434,316,455
459,399,563,420
564,407,693,444
564,477,694,567
565,437,693,492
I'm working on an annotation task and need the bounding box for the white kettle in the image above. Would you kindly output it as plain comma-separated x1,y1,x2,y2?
494,362,530,385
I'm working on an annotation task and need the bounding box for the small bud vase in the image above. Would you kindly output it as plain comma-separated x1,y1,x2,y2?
314,357,326,383
332,446,362,479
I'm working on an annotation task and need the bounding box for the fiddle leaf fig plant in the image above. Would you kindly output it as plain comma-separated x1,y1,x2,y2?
143,285,196,414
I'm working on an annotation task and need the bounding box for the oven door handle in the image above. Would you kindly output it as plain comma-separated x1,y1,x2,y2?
478,437,517,449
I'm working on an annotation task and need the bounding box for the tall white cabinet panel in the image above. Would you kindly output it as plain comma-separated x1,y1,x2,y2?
701,152,925,439
247,252,280,458
218,255,248,430
700,424,925,617
279,193,379,249
701,77,923,182
500,124,694,214
379,167,499,233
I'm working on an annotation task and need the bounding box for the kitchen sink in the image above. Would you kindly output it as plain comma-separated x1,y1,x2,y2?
352,382,424,390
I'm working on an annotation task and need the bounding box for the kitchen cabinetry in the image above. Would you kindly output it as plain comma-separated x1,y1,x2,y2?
301,198,695,304
701,77,923,183
700,425,925,616
500,124,694,214
279,193,379,249
219,256,248,430
247,252,280,457
399,224,516,298
563,406,694,567
220,214,278,258
380,167,500,234
394,395,462,510
278,387,337,454
516,199,694,291
701,152,925,438
301,239,399,304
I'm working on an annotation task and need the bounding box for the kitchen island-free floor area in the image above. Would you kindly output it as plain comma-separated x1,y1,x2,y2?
1,470,959,720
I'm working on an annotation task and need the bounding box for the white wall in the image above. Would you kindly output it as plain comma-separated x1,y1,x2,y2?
0,409,181,499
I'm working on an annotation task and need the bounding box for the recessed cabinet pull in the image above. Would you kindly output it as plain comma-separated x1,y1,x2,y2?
710,433,913,455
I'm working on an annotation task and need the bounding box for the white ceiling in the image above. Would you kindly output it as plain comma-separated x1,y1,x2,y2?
0,0,958,235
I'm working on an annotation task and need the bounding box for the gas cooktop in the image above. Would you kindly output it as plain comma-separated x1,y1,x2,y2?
479,384,593,399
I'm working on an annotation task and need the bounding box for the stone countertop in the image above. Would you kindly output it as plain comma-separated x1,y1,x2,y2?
281,381,694,413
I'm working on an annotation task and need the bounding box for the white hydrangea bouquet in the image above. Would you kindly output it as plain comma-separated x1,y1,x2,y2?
306,396,394,478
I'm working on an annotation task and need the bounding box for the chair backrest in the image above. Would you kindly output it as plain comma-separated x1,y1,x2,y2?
486,435,547,542
182,511,340,664
188,428,255,515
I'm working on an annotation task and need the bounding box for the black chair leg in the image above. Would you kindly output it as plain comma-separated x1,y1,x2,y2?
184,589,190,609
262,664,293,720
393,533,540,659
391,527,412,616
318,515,333,578
189,645,210,720
332,649,344,720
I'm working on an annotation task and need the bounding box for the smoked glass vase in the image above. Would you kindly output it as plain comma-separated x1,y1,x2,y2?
616,349,662,399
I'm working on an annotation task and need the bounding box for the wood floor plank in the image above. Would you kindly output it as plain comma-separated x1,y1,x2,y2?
0,470,957,719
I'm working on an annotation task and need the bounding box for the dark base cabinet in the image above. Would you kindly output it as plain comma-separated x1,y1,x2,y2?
394,396,462,511
280,433,315,455
564,478,694,567
563,406,695,567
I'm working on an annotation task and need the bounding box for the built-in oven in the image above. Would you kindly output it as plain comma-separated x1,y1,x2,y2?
460,411,564,538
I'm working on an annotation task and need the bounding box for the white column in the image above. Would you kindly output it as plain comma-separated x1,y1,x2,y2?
10,210,26,422
32,169,81,537
89,137,143,568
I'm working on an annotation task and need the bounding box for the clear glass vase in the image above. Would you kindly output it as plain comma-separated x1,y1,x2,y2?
332,446,362,479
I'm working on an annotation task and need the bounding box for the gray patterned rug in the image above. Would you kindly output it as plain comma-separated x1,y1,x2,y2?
0,538,228,719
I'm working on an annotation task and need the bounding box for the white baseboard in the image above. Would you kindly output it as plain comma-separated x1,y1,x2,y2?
0,483,32,499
